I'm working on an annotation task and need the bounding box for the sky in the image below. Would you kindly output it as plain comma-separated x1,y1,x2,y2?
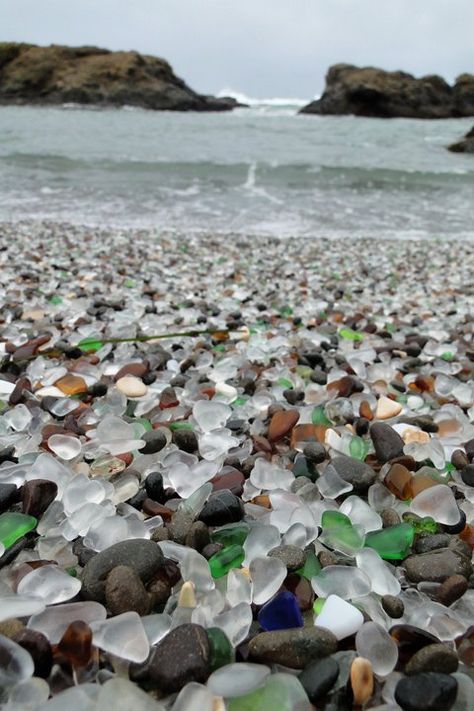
1,0,473,99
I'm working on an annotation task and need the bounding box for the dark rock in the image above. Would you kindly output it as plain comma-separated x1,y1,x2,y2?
268,545,306,572
199,490,244,526
405,643,459,675
147,624,211,692
81,539,164,602
330,455,376,492
461,464,474,486
21,479,57,517
139,429,167,455
404,549,471,583
303,442,327,464
172,428,198,453
185,521,210,552
168,509,195,544
0,483,18,512
72,538,97,566
448,125,474,153
299,656,340,702
0,42,240,112
105,565,151,616
201,542,223,559
451,449,469,470
382,594,404,618
414,533,451,554
390,625,440,666
370,422,405,463
12,628,52,678
395,672,458,711
300,63,474,119
144,471,165,503
248,627,338,669
437,574,468,606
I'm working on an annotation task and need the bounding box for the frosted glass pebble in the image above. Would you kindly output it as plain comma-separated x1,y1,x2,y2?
141,613,172,645
98,677,165,710
91,611,149,663
199,428,239,461
84,515,129,551
410,484,460,525
356,622,398,676
0,595,45,623
226,569,253,607
250,556,287,605
7,676,50,707
0,634,34,687
193,400,231,432
4,404,32,431
207,662,270,697
356,548,400,596
213,602,253,647
17,565,81,604
317,464,353,499
48,434,82,460
34,683,99,710
250,458,294,491
315,594,364,640
181,549,215,592
28,601,106,643
243,524,281,566
311,566,371,600
340,495,383,533
173,682,214,711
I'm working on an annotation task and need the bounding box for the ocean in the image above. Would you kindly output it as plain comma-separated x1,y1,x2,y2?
0,97,472,239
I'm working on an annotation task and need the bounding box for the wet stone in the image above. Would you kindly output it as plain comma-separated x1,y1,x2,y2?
404,549,471,583
461,464,474,487
248,626,338,669
330,455,376,493
303,441,327,463
172,428,198,453
21,479,58,518
199,490,244,526
81,539,164,602
168,509,195,544
144,471,165,503
370,422,405,463
414,533,451,554
0,483,18,513
185,521,210,552
105,565,151,616
405,643,459,676
268,545,306,572
298,656,340,703
139,429,167,455
147,623,211,693
437,574,468,606
381,594,404,618
395,672,458,711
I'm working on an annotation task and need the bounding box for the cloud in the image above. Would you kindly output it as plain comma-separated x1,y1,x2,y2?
1,0,472,98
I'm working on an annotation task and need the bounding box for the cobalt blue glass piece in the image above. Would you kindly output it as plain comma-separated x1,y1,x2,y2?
257,591,304,631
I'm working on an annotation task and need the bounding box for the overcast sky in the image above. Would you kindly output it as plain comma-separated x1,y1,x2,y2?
1,0,473,98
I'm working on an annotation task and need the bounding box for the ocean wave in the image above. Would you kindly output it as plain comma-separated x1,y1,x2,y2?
216,88,313,107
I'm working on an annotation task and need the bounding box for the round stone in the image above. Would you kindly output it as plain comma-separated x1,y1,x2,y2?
147,624,211,693
139,430,167,455
395,672,457,711
105,565,151,616
298,656,339,702
248,627,337,669
116,375,147,398
381,594,404,618
268,545,306,572
405,643,459,676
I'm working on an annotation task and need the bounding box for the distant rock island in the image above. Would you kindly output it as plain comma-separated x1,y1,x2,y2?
448,126,474,153
0,42,239,111
300,64,474,118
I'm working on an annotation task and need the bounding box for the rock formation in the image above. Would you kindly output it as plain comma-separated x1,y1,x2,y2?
300,64,474,118
448,126,474,153
0,42,239,111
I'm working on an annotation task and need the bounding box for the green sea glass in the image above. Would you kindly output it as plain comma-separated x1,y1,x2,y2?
339,327,363,342
365,522,414,560
313,597,326,615
207,627,234,671
228,672,310,710
78,336,103,352
402,514,438,534
349,435,369,461
211,523,249,547
311,405,332,426
209,544,245,578
0,512,37,549
321,510,365,556
298,550,321,580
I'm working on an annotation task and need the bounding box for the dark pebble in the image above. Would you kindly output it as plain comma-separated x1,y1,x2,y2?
21,479,58,518
382,594,404,618
370,422,405,463
0,483,18,513
72,538,97,566
202,542,224,559
168,509,195,544
12,628,53,678
147,624,211,693
452,450,469,470
442,508,466,534
199,490,244,526
414,533,451,554
381,508,401,527
395,672,457,711
437,574,468,606
139,429,167,455
461,464,474,487
404,549,471,583
172,429,198,453
331,455,376,492
144,471,165,503
81,539,164,602
248,627,337,669
185,521,210,552
105,565,151,616
268,545,306,571
405,643,459,676
303,442,327,464
299,656,340,703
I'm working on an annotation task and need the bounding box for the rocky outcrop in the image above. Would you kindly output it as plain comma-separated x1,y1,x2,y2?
0,42,239,111
448,126,474,153
300,64,474,118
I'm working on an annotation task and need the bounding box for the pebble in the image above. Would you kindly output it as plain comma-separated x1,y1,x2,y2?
414,534,451,554
0,483,18,513
437,574,468,606
268,545,306,571
298,656,339,702
21,479,58,518
370,422,405,463
81,539,164,602
460,464,474,487
350,657,374,706
199,490,244,526
116,375,148,397
267,409,300,442
105,565,151,616
395,672,458,711
248,627,337,668
139,429,167,455
331,455,376,492
147,623,211,692
144,471,165,502
405,643,459,676
172,429,198,453
404,549,471,583
382,594,405,618
303,442,327,463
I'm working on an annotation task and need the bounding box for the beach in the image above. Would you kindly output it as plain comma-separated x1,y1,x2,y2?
1,219,474,707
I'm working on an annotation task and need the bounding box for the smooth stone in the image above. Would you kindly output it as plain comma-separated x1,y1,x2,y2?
116,375,148,398
248,626,337,669
303,442,327,464
404,549,471,583
405,643,459,676
0,483,18,512
147,623,211,692
437,574,468,606
299,656,340,702
268,409,300,442
314,594,364,641
375,395,403,419
395,672,458,711
370,422,405,463
268,545,306,572
144,471,165,502
173,428,198,453
199,490,244,526
207,662,270,698
331,455,376,492
185,521,211,552
460,464,474,486
382,594,405,618
415,533,451,554
12,628,52,679
105,565,151,616
139,429,167,455
21,479,58,518
168,509,195,544
81,539,164,602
